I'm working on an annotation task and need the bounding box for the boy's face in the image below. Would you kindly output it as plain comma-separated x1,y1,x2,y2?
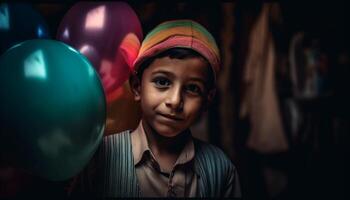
132,56,213,138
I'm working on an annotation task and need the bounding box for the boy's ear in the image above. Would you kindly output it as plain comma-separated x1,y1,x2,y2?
203,89,216,111
129,74,141,101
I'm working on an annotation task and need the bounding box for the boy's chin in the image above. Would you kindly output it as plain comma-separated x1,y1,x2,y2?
153,124,185,138
156,129,181,138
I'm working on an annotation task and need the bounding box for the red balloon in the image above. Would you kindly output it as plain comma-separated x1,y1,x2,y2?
104,80,141,135
56,2,143,103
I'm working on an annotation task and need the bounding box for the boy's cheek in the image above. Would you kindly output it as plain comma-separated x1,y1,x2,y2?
185,101,205,119
141,88,163,103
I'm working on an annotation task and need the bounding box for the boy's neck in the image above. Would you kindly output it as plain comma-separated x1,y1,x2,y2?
142,120,190,155
141,120,190,172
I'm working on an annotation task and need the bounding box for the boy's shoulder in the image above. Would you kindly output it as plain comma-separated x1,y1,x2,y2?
102,130,131,143
192,137,235,167
101,132,236,170
104,130,131,138
192,138,240,197
98,130,132,154
193,137,226,155
102,132,231,161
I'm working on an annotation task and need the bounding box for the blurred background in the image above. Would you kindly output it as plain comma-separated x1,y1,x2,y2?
1,1,348,199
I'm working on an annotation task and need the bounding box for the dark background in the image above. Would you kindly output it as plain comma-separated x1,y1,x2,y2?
1,1,349,199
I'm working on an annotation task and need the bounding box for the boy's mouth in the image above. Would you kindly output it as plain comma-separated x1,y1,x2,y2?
157,113,183,121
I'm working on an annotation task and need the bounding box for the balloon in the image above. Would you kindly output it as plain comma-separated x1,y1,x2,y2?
0,3,50,54
0,39,106,181
56,2,143,103
104,80,141,135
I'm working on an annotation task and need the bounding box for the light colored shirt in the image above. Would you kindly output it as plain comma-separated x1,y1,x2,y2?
130,121,197,197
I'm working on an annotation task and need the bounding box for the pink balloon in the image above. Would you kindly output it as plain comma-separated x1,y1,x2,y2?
56,2,143,103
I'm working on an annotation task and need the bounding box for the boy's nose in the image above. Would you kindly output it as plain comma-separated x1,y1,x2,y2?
165,86,183,111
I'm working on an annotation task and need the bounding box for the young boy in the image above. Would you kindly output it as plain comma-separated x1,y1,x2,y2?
69,19,242,198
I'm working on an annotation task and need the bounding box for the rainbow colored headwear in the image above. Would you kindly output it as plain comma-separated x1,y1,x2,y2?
133,19,221,79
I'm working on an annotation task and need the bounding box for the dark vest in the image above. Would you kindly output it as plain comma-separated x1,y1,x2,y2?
91,131,236,197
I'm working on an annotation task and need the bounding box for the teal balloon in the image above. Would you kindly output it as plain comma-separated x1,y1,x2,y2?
0,39,106,181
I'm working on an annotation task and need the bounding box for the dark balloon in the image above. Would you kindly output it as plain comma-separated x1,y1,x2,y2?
0,39,106,181
0,3,50,54
56,2,143,103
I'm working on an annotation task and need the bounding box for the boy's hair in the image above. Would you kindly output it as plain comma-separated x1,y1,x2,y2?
136,47,215,90
132,19,221,84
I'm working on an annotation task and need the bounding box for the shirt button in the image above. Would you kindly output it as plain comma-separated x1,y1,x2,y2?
167,186,176,197
150,158,159,170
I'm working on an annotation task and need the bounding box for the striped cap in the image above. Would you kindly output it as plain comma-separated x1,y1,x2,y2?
133,19,221,79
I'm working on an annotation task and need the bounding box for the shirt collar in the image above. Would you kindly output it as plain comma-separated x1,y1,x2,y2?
131,120,151,165
131,120,195,168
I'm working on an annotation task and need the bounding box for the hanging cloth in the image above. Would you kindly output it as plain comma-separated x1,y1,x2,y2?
240,3,289,154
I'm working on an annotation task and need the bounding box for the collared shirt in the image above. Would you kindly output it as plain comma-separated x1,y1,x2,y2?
130,121,197,197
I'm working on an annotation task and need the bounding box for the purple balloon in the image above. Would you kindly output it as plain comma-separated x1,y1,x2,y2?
56,2,143,103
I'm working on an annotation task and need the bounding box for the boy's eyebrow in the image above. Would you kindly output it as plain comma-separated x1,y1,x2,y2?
187,77,206,85
152,70,206,85
151,70,175,78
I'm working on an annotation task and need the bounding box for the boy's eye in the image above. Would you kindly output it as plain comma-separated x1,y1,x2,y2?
153,77,171,88
185,84,203,95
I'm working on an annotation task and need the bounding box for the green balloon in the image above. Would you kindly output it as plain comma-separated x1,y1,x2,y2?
0,39,106,181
